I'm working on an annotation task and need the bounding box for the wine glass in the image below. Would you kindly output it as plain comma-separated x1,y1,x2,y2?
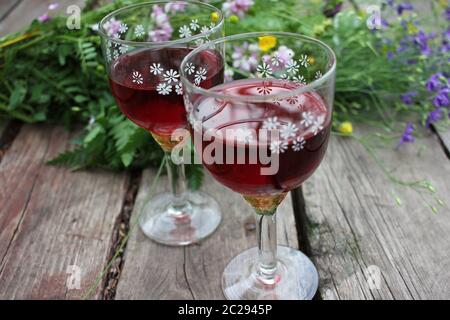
180,32,336,299
98,1,224,246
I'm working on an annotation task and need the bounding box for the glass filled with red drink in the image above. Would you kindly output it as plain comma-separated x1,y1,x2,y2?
98,1,224,245
181,32,336,299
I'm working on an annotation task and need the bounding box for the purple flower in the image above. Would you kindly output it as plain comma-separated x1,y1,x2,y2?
323,0,343,18
164,2,186,13
38,12,51,23
445,7,450,21
433,88,450,107
426,108,443,128
396,3,413,15
426,73,444,92
386,0,395,7
232,42,259,72
103,17,121,36
397,122,415,147
400,91,417,105
387,51,395,60
414,30,434,56
48,3,59,10
222,0,255,18
149,5,173,42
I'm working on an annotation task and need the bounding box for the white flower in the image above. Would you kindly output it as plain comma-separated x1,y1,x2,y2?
200,26,210,35
293,75,306,84
280,73,289,80
311,115,325,135
179,25,192,38
195,38,205,45
132,71,143,85
119,23,128,34
190,19,200,31
280,122,299,139
184,62,196,75
292,136,305,151
119,45,129,54
156,82,172,95
299,54,309,68
113,50,119,60
134,25,145,37
286,60,299,74
270,140,288,154
262,117,280,130
175,83,183,95
150,63,163,75
271,54,282,67
257,85,272,95
163,69,180,84
315,70,323,79
194,67,207,85
300,111,314,127
257,62,272,77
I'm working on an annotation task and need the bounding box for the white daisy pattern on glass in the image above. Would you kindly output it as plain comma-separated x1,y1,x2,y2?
300,111,314,127
270,140,288,154
262,117,280,130
157,82,172,95
286,95,299,105
315,70,323,79
175,83,183,95
234,129,254,143
286,60,299,74
119,23,128,34
311,115,325,135
195,68,207,85
150,63,163,75
299,54,309,68
280,73,289,80
280,122,299,139
257,85,272,95
106,48,112,62
132,71,143,85
112,50,119,60
293,75,306,84
119,45,129,54
184,62,196,75
292,136,305,151
163,69,180,84
179,25,192,38
271,54,282,67
190,19,200,31
200,26,210,34
257,62,272,77
134,25,145,38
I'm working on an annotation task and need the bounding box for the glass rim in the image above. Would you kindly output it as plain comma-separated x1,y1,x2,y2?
180,32,337,103
97,0,224,47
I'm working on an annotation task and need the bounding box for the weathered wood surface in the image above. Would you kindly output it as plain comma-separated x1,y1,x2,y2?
298,134,450,300
0,0,20,23
115,170,299,299
0,0,85,37
0,125,129,299
435,128,450,158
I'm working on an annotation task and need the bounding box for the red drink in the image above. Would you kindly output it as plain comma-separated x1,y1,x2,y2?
109,48,223,149
193,79,331,196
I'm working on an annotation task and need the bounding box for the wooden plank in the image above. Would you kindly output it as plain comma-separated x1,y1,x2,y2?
299,134,450,300
0,125,129,299
434,128,450,158
0,0,20,23
0,0,85,37
115,170,299,299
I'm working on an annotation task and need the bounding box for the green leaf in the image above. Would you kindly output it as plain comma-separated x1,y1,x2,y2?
9,82,27,110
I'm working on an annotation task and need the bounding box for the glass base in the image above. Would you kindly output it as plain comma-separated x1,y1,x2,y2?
139,190,222,246
222,246,318,300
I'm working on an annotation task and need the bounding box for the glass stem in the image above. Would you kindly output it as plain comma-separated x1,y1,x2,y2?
256,210,278,285
164,151,191,221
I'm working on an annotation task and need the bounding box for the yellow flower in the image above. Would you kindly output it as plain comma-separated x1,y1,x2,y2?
338,121,353,135
258,36,277,52
439,0,448,8
211,12,220,23
229,15,239,23
307,56,316,65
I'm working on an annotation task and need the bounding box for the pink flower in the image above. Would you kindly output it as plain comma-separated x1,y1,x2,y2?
164,2,186,13
38,12,50,23
149,5,174,42
222,0,254,18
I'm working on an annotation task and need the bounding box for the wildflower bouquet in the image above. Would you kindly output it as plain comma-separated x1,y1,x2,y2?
0,0,449,187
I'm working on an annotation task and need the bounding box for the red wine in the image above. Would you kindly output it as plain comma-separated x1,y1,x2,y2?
109,47,223,149
193,79,331,196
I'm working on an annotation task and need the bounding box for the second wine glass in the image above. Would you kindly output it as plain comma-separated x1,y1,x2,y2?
99,1,224,246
